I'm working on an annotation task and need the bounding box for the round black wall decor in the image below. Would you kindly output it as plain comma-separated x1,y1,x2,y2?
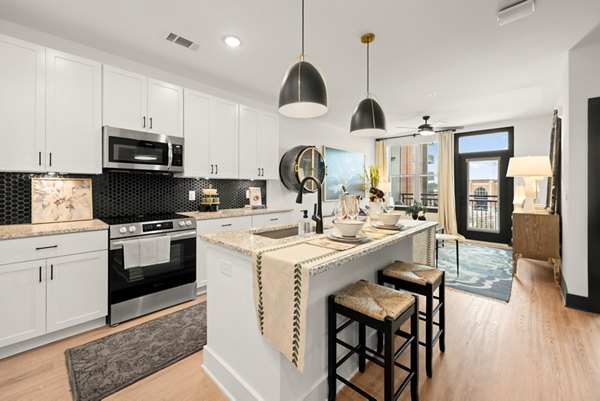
279,145,325,193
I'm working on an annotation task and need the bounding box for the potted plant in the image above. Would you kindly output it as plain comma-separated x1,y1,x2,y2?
405,202,428,220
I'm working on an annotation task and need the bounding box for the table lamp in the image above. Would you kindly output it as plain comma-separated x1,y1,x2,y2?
506,156,552,213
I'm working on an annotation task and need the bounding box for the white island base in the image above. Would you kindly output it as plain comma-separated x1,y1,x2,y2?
202,234,419,401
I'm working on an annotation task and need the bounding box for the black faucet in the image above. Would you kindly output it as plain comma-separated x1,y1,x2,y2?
295,176,324,234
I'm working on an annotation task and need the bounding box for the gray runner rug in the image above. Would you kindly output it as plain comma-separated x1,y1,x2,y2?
65,302,206,401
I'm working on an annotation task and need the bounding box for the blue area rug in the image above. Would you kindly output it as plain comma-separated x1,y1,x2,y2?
437,242,513,302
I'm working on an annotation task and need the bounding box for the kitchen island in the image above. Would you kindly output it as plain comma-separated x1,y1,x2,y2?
200,220,437,400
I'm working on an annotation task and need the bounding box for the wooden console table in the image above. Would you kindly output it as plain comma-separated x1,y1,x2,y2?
512,211,560,281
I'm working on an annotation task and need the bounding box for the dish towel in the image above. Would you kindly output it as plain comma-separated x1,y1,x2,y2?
139,237,158,267
122,240,140,269
155,236,171,264
252,242,338,372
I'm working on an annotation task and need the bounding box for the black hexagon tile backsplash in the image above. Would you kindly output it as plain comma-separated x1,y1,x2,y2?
0,172,267,225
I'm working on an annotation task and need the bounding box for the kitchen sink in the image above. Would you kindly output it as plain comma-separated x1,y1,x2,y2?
254,227,301,239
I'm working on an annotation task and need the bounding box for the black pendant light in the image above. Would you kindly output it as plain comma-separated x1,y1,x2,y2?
278,0,328,118
350,33,386,137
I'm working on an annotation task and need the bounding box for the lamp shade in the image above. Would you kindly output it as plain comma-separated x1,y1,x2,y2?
506,156,552,178
350,97,386,137
278,59,328,118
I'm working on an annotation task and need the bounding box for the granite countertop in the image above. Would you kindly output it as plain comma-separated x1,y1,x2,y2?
201,220,438,275
181,208,294,221
0,219,109,240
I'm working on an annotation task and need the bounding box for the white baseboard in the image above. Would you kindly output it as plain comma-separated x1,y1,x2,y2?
0,317,106,359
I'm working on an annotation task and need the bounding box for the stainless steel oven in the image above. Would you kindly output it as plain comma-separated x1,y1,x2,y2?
103,126,184,172
105,213,196,325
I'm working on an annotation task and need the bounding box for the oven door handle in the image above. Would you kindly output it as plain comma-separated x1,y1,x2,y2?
110,230,196,250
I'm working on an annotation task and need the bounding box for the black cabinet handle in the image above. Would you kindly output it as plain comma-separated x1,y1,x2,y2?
270,218,278,221
215,164,218,174
35,245,58,251
261,168,264,176
50,264,54,280
258,167,261,176
39,266,42,283
221,223,232,227
211,164,214,174
38,151,42,166
49,152,52,167
149,117,153,129
143,116,146,128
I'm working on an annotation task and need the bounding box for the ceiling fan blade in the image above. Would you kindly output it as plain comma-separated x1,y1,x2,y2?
395,126,418,130
434,126,464,132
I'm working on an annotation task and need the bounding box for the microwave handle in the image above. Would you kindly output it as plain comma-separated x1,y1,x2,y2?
168,142,173,169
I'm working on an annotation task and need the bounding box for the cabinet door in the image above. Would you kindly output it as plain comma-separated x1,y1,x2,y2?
103,65,147,131
0,34,45,172
0,260,46,348
238,106,259,179
183,89,211,177
147,78,183,137
46,251,107,333
209,98,239,178
45,49,102,174
257,112,279,180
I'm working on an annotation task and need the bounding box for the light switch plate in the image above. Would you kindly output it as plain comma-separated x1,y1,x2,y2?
189,190,196,201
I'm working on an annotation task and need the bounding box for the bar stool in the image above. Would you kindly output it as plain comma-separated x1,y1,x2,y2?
328,280,419,401
378,262,445,378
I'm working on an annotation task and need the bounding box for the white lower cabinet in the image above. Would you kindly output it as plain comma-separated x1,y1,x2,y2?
46,251,107,333
195,212,292,290
0,260,46,348
196,216,252,290
0,231,108,351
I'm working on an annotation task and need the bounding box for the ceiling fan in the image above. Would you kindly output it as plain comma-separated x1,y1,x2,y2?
396,116,464,136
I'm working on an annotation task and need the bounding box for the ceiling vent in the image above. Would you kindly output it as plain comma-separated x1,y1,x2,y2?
166,33,200,51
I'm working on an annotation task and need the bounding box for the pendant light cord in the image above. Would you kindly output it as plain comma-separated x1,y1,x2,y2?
301,0,305,56
366,41,370,94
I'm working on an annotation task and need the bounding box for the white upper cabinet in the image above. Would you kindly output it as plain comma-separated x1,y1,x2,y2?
46,49,102,174
103,65,183,137
182,90,238,178
148,78,183,137
102,65,147,131
183,89,211,177
238,105,279,180
209,98,239,178
0,34,46,173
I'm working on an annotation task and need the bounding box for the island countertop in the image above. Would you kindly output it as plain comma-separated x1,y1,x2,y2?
200,219,437,275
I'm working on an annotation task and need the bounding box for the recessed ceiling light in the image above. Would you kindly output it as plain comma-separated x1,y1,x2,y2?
224,36,241,48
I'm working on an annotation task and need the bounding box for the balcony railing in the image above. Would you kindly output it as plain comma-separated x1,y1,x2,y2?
467,195,499,232
395,193,438,208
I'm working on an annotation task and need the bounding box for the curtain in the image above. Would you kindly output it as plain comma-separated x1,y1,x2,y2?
438,131,461,236
546,110,562,214
375,140,388,181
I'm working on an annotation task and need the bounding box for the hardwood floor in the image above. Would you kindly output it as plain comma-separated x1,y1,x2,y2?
1,259,599,401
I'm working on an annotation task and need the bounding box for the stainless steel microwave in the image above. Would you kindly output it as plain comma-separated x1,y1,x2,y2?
102,126,184,172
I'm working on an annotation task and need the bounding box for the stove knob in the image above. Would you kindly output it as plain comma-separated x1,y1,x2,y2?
119,227,127,234
179,221,186,227
185,220,192,226
128,226,137,233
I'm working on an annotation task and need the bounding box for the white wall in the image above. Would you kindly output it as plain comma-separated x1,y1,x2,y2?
560,40,600,297
267,119,375,218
